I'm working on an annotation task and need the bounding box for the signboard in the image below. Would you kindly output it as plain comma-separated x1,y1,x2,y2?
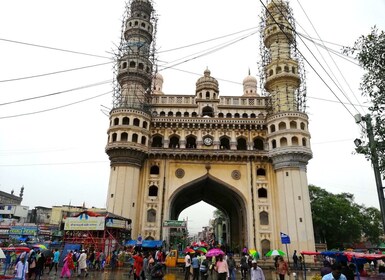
64,216,105,231
9,226,37,236
280,232,291,244
163,220,187,228
105,218,130,229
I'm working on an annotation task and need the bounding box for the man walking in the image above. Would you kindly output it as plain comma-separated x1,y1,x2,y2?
49,249,60,275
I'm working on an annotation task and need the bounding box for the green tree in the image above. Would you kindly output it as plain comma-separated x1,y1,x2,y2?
309,185,383,249
344,27,385,177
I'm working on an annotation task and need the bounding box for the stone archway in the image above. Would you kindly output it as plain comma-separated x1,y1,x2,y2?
168,173,248,249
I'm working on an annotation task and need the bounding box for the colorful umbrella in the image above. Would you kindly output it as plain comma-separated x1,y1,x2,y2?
33,244,47,250
183,248,195,254
206,248,225,257
265,249,285,257
197,247,207,254
249,249,260,259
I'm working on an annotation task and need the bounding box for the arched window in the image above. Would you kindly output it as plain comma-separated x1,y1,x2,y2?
147,209,156,223
202,106,214,117
234,113,240,118
184,112,189,117
220,137,230,150
270,124,276,133
151,135,163,147
168,111,173,117
278,122,286,130
284,65,289,72
280,137,288,147
253,138,264,150
132,134,138,143
133,118,140,126
260,211,269,225
169,136,180,148
257,168,266,176
129,61,136,68
121,132,128,141
300,122,306,130
148,185,158,196
290,121,297,129
160,111,166,117
218,113,224,118
237,138,247,150
192,112,197,117
122,117,129,125
250,113,256,118
176,112,182,117
242,113,248,118
272,139,277,149
141,136,146,145
150,165,160,175
186,135,196,149
276,66,282,74
226,113,232,118
261,239,271,257
143,121,148,129
292,136,299,146
138,63,144,70
114,118,119,126
269,69,273,76
302,138,307,147
258,188,267,198
206,91,210,99
112,133,117,142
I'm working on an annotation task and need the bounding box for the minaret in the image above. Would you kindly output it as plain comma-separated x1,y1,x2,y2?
105,0,155,228
262,0,315,250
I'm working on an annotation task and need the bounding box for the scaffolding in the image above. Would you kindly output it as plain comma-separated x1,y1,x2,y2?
111,0,158,113
258,0,307,114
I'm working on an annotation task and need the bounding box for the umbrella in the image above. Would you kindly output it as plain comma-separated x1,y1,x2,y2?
33,244,47,250
183,248,195,254
0,248,5,259
3,246,30,253
42,249,54,258
249,249,260,259
206,248,225,257
197,247,207,254
265,249,285,257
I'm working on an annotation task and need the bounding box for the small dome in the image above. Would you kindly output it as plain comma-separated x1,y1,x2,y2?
242,72,259,96
152,72,164,95
196,68,219,93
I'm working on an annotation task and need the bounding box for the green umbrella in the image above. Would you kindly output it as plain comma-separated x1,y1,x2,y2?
197,247,208,254
265,249,285,257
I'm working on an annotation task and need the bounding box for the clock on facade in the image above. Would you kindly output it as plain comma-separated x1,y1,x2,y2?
203,137,213,146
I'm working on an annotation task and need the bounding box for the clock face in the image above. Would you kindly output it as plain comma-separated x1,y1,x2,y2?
204,137,213,146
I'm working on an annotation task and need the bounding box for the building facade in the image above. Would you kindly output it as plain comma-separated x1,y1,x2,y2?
105,0,315,253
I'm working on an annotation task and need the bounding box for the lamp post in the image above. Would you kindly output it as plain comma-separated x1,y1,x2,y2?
355,114,385,232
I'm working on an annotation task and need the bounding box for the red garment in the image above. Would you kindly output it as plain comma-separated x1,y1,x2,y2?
133,254,143,277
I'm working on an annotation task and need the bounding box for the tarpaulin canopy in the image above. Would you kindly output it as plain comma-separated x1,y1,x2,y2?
125,240,162,248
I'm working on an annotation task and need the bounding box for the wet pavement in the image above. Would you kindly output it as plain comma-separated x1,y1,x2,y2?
1,267,317,280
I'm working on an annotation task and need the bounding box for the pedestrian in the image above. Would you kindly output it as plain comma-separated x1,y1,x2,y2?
14,255,28,280
133,251,144,280
49,248,60,275
28,251,37,280
60,252,73,279
199,257,209,280
35,251,46,280
77,249,88,277
227,254,236,280
184,252,192,280
250,260,265,280
240,252,249,279
192,253,200,280
322,263,347,280
276,256,289,280
214,254,229,280
3,251,11,275
320,261,332,277
292,250,299,270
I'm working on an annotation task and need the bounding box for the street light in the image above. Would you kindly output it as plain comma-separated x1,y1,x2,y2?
354,113,385,232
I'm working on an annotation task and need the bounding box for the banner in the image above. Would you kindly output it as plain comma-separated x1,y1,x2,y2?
280,232,291,244
64,216,105,231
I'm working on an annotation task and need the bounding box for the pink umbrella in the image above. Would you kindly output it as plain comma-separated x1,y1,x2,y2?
206,248,225,257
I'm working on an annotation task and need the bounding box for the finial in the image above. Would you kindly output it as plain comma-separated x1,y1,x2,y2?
19,186,24,198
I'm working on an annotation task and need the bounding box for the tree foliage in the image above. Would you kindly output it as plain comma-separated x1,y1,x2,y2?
309,185,383,249
344,27,385,177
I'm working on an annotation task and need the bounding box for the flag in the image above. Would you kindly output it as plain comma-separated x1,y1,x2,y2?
280,232,291,244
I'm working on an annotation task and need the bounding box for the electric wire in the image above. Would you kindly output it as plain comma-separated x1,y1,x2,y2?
0,38,112,60
296,0,366,115
260,0,356,120
0,62,113,83
0,91,112,119
0,80,112,106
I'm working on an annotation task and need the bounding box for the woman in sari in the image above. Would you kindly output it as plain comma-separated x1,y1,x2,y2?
60,251,75,278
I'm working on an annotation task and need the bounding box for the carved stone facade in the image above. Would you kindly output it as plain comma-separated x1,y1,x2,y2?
105,0,315,253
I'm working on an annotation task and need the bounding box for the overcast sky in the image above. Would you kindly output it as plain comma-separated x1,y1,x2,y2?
0,1,385,234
